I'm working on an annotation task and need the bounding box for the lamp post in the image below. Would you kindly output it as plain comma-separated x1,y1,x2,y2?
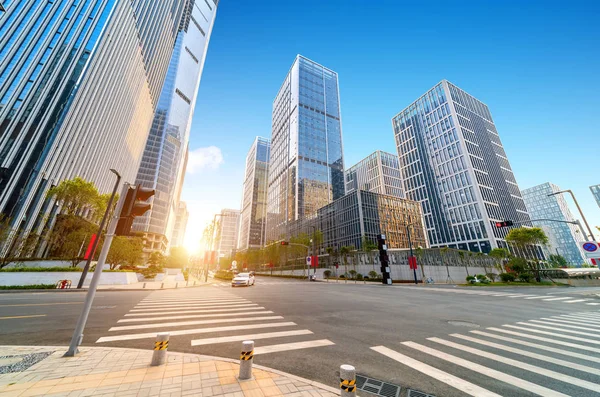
548,190,595,241
309,225,317,279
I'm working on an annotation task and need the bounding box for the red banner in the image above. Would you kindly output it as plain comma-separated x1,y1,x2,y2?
83,234,97,260
311,255,319,268
408,256,417,270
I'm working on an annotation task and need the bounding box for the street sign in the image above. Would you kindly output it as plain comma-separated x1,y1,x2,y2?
231,260,238,269
306,256,312,265
580,241,599,258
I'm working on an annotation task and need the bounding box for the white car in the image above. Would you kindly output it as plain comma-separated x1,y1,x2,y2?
231,272,255,287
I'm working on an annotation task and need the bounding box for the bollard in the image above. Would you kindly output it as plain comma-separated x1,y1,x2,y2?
160,282,164,289
238,340,254,380
193,281,196,286
339,364,356,396
151,332,169,366
143,282,146,289
175,282,178,289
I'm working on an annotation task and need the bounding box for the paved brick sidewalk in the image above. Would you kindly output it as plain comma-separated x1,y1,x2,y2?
0,346,337,397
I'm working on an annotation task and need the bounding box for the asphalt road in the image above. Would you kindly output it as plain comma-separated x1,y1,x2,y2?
1,279,600,397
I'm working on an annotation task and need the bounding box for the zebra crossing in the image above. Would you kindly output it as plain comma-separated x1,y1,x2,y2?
211,280,314,287
401,286,600,306
95,290,334,356
372,310,600,397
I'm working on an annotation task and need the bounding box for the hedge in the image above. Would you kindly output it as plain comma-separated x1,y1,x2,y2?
0,267,82,272
0,284,57,290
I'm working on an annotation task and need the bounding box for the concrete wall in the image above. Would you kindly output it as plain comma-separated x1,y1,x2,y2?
3,260,110,270
0,272,138,286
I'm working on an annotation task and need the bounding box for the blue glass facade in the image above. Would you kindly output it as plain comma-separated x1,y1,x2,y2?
392,81,531,253
590,185,600,208
133,0,218,253
522,183,587,266
266,55,345,242
0,0,187,253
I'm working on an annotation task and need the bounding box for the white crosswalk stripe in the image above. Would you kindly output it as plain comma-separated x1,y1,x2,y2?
371,310,600,397
96,290,334,356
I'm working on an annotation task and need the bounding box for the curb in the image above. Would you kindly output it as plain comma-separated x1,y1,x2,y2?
1,345,339,394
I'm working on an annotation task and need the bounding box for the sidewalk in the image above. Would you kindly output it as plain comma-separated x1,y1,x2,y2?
0,346,337,397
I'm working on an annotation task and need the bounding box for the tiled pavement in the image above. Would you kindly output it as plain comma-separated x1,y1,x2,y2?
0,346,337,397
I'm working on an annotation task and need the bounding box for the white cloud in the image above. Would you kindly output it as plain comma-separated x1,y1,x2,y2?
187,146,224,174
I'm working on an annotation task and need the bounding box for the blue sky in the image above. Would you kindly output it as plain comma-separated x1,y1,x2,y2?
182,0,600,248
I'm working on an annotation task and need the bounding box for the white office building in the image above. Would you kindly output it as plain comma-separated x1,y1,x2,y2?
345,150,404,198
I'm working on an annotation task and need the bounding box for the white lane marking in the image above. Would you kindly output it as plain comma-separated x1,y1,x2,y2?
96,322,296,343
450,334,598,376
524,296,549,300
563,299,590,303
488,327,600,353
429,337,600,393
554,314,600,325
124,306,265,316
254,339,334,355
503,324,600,345
139,298,241,303
586,302,600,306
109,316,284,331
370,346,501,397
470,330,600,364
129,303,259,312
506,295,536,298
135,299,248,307
542,297,573,301
117,311,274,323
516,321,599,336
402,341,567,397
191,330,314,346
530,319,600,332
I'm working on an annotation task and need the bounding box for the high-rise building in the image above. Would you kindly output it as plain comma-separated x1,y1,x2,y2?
170,201,189,248
216,209,240,259
0,0,192,252
590,185,600,208
392,80,531,253
266,55,345,242
522,183,586,266
133,0,218,254
238,137,270,251
345,151,403,198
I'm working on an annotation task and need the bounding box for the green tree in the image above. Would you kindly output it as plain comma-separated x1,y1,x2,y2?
148,252,166,267
46,177,100,217
323,269,332,280
489,248,510,272
506,227,549,281
339,246,353,283
106,236,143,270
548,254,568,268
46,215,96,258
60,230,92,267
166,246,189,269
361,236,378,251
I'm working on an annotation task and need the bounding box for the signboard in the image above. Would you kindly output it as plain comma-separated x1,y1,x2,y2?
580,241,600,258
306,256,312,265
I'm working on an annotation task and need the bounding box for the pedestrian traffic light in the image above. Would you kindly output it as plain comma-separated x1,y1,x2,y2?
281,241,289,246
115,184,155,236
494,220,514,228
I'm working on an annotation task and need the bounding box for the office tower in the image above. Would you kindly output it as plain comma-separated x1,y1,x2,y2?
315,190,426,250
133,0,218,253
392,80,531,253
169,201,189,248
238,137,270,251
345,151,404,198
216,209,240,259
266,55,344,242
590,185,600,208
522,183,587,265
0,0,192,252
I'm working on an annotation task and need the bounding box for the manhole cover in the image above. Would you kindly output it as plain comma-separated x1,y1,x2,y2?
355,375,401,397
448,320,480,328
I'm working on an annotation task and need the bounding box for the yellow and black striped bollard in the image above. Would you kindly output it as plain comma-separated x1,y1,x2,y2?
151,332,169,366
340,364,356,396
238,340,254,380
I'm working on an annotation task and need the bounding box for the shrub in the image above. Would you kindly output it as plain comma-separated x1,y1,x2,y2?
339,274,345,279
323,270,332,279
486,273,497,282
356,273,364,281
348,270,357,279
368,270,378,279
475,274,487,280
140,265,162,280
214,270,234,280
0,267,82,272
518,272,534,283
499,272,516,282
466,275,476,283
0,284,57,290
507,257,528,274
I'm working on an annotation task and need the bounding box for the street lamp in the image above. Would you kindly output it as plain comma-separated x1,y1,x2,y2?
547,190,595,241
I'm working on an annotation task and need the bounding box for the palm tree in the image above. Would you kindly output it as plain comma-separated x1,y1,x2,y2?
339,246,352,284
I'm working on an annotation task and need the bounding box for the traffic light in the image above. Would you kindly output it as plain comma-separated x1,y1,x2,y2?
115,184,155,236
281,241,289,246
377,234,392,285
494,220,514,228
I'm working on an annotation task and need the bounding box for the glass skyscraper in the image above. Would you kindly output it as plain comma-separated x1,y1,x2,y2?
0,0,190,252
170,201,189,248
345,151,404,198
238,137,270,251
522,182,587,266
590,185,600,208
392,80,531,253
217,209,240,259
132,0,218,254
266,55,345,242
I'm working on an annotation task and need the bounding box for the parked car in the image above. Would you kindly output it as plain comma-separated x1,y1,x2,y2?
231,272,255,287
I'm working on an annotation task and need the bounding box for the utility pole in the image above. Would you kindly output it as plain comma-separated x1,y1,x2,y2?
548,190,595,241
407,224,417,285
65,181,129,357
77,169,120,289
